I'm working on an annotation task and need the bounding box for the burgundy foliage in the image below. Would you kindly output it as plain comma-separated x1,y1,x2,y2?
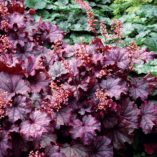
0,0,157,157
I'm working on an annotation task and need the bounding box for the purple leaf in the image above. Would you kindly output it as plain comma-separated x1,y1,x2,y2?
120,99,139,134
37,20,64,43
111,125,133,149
70,115,101,145
46,145,65,157
61,143,88,157
63,45,77,58
104,47,130,69
54,107,72,129
20,110,51,138
0,1,157,156
129,78,151,100
9,13,25,29
89,136,113,157
20,56,37,77
100,77,127,99
6,95,31,122
140,102,157,134
28,72,49,93
40,133,57,148
132,48,153,64
68,58,80,77
0,72,30,97
78,107,91,116
48,61,69,80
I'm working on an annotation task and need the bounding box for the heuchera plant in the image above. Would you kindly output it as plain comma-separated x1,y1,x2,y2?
0,0,157,157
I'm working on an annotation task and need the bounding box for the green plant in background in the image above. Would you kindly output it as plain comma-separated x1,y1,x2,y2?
111,0,157,52
25,0,157,52
111,0,153,17
25,0,157,76
134,59,157,76
25,0,113,44
121,4,157,51
24,0,157,81
111,0,157,76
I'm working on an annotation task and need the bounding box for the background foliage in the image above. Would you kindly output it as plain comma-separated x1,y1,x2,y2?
111,0,157,75
112,0,157,51
25,0,157,50
25,0,157,75
25,0,113,44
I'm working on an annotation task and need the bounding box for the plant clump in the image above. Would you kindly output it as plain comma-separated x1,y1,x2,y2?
0,0,157,157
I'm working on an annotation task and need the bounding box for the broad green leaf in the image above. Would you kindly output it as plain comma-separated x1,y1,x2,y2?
134,60,157,76
25,0,36,7
25,0,47,9
37,10,50,19
58,0,69,5
145,36,157,52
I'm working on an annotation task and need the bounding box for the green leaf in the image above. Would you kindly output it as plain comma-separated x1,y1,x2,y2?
145,36,157,52
25,0,35,8
25,0,47,9
58,0,69,5
37,10,50,19
134,59,157,76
